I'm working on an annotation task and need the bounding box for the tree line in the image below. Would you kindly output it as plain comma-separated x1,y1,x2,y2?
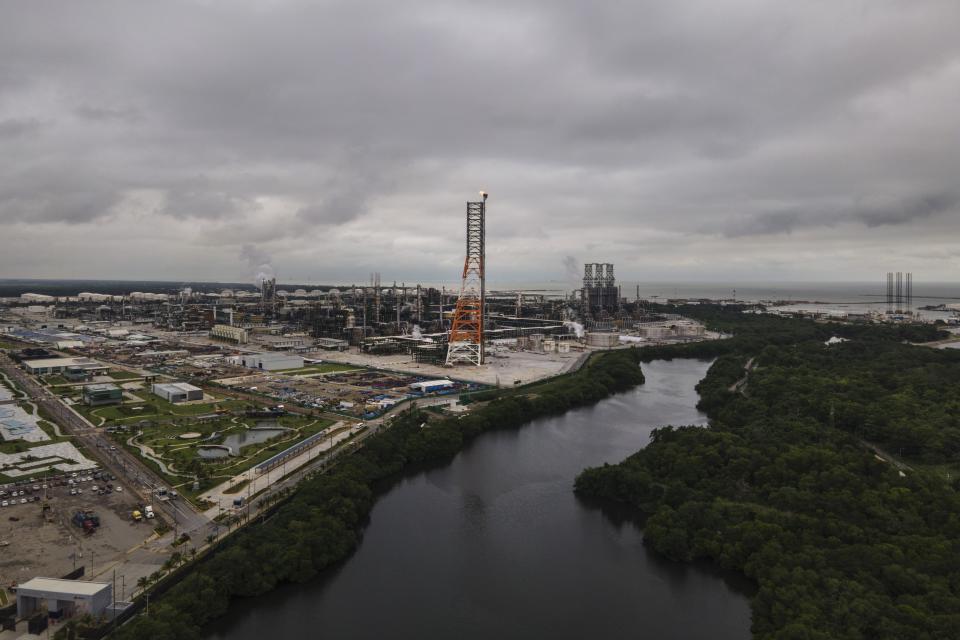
576,308,960,639
101,348,645,640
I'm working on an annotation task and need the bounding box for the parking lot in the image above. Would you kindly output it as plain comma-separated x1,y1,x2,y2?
0,469,162,589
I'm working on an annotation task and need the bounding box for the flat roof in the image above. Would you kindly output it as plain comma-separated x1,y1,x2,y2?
412,379,455,386
154,382,202,393
85,383,120,392
17,578,110,597
23,357,103,369
250,351,301,360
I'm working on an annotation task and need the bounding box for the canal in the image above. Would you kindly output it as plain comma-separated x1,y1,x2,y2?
207,359,752,639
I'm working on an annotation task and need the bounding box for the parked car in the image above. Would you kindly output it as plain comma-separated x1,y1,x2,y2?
1,501,7,507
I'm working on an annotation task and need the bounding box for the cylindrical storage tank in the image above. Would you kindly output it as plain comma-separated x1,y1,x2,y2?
586,332,620,347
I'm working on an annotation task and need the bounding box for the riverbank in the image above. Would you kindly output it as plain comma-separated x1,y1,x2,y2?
101,348,645,639
575,308,960,639
206,358,752,640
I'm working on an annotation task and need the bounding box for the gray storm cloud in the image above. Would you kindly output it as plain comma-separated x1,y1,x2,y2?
1,0,960,282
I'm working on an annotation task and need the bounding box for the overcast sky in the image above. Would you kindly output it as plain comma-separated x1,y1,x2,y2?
2,0,960,285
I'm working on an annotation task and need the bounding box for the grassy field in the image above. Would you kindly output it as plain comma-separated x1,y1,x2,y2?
76,392,252,425
108,410,334,502
222,479,250,494
0,417,82,480
108,369,142,380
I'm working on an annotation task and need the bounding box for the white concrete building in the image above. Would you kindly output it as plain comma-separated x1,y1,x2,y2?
152,382,204,403
410,379,455,393
238,352,304,371
22,358,108,375
16,578,112,619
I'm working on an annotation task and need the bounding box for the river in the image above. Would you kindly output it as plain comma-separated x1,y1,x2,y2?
207,359,753,639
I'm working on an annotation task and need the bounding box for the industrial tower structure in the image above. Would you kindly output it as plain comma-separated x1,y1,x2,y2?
581,263,618,318
446,193,487,366
886,272,913,314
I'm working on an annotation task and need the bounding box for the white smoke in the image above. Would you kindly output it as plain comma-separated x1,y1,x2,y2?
411,324,423,339
240,244,275,285
618,335,645,344
562,255,579,287
564,321,585,338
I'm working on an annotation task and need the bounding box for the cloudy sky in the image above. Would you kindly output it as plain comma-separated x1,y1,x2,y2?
2,0,960,285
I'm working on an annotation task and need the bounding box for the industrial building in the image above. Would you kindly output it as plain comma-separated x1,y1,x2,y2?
410,379,455,393
315,338,350,351
581,263,620,318
22,357,108,376
210,324,249,344
152,382,204,403
16,577,112,619
82,383,123,406
237,352,304,371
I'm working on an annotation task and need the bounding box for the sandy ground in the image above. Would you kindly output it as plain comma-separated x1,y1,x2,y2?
310,346,586,386
0,481,160,590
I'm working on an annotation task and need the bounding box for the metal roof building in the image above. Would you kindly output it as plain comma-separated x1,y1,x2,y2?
16,578,112,619
152,382,204,403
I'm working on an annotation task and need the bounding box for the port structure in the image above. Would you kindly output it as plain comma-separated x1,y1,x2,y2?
446,193,487,366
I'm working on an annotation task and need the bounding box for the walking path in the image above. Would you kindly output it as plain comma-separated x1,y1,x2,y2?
200,421,359,517
728,357,756,395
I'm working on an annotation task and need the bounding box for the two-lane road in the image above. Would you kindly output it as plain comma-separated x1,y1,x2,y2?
0,354,210,535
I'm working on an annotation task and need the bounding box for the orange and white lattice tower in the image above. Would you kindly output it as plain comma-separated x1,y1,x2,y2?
446,192,487,366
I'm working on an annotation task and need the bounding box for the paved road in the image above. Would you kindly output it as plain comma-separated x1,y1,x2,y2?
0,354,210,537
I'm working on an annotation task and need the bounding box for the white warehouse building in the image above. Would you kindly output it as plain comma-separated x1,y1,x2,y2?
237,352,303,371
16,578,112,619
152,382,204,403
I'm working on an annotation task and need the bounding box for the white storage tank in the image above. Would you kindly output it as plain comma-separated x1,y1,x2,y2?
585,332,620,348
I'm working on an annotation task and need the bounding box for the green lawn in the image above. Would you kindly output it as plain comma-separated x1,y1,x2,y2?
107,409,334,504
0,422,70,454
77,393,251,424
108,369,142,380
223,479,250,494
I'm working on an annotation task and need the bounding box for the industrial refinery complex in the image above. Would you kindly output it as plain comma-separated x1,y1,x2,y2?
0,194,949,636
0,195,723,636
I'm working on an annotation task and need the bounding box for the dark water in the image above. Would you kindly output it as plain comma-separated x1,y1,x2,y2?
207,359,753,640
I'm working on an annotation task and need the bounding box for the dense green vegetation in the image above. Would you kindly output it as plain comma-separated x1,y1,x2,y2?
576,309,960,639
105,348,644,639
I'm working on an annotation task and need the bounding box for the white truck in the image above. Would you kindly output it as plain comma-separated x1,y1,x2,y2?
144,505,155,519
